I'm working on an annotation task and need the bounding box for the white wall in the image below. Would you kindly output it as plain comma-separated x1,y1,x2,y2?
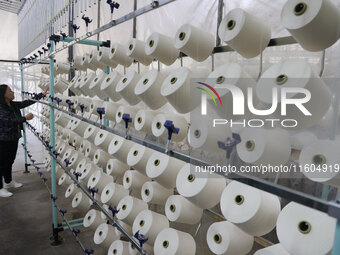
0,10,18,60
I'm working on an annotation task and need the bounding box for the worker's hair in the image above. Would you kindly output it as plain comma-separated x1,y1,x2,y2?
0,84,9,105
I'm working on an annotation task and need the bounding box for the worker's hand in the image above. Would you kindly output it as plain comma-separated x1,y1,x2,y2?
43,87,49,96
25,113,34,120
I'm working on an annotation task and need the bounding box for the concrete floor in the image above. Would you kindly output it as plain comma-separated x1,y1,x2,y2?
0,170,104,255
0,131,102,255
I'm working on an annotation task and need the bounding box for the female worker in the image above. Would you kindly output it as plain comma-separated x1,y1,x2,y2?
0,84,48,197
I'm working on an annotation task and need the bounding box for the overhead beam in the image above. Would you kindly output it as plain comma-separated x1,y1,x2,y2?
0,3,21,9
0,5,19,11
0,59,20,63
0,4,21,10
0,5,21,9
0,6,18,13
0,1,22,7
0,0,22,4
0,5,20,11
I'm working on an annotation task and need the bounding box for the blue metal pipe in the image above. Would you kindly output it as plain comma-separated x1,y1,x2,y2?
49,40,58,229
102,66,110,174
31,59,50,64
332,220,340,255
61,218,84,225
20,68,28,169
31,162,44,165
62,222,83,230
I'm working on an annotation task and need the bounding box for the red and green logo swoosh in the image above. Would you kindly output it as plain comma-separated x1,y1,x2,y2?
196,82,223,106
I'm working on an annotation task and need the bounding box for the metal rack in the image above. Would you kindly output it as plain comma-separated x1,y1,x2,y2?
26,119,277,249
24,124,148,254
24,94,340,253
24,96,340,220
18,0,340,254
22,143,93,253
20,0,177,69
18,0,182,253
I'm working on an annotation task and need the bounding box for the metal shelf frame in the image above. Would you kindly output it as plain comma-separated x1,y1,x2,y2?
25,124,148,255
19,0,183,253
19,40,150,254
22,143,95,255
18,0,340,253
20,0,177,70
26,95,340,254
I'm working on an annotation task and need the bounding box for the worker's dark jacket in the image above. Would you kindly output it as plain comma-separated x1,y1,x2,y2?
0,93,43,141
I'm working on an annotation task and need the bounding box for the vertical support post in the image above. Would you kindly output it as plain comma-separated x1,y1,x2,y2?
96,0,101,45
133,0,137,38
216,0,223,46
103,66,110,127
332,220,340,255
321,184,330,200
329,88,340,140
20,67,29,173
68,0,75,86
102,66,110,174
49,41,61,245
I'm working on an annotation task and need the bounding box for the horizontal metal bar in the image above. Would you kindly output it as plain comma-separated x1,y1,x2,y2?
27,97,340,220
268,36,297,47
20,60,50,69
20,60,52,70
0,59,20,63
63,222,83,230
28,59,50,64
61,37,104,47
62,217,84,225
31,162,44,165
